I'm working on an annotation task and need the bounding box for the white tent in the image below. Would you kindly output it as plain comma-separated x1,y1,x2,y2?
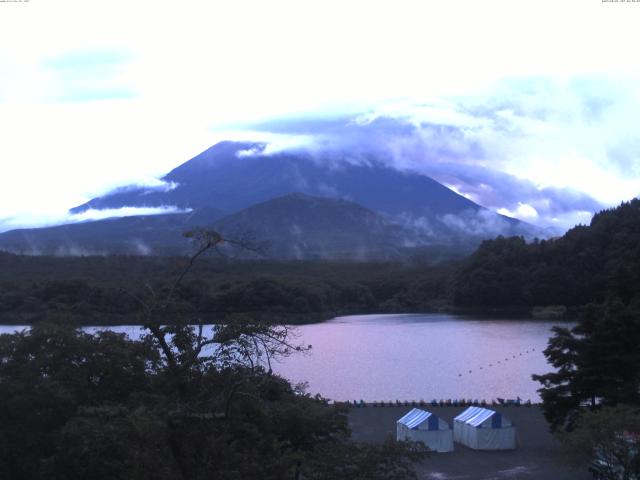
396,408,454,453
453,406,516,450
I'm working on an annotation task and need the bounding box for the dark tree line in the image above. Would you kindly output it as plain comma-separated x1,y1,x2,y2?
522,201,640,479
452,199,640,309
3,199,640,324
0,255,452,326
531,298,640,480
533,299,640,430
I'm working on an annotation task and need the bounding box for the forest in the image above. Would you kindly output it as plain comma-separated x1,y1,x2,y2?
2,200,640,326
452,199,640,310
0,253,453,325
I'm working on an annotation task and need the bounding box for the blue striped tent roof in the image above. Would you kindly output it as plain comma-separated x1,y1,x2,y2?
397,408,440,430
454,406,484,423
454,406,507,428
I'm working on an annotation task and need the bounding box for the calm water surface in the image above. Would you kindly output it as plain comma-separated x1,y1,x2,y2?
273,314,566,402
0,313,567,402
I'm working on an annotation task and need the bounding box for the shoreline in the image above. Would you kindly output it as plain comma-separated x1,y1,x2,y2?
340,399,541,408
0,307,580,327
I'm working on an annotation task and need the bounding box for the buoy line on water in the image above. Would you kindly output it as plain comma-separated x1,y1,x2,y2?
456,348,537,377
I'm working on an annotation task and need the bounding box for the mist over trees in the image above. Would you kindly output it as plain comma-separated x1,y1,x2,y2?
452,199,640,310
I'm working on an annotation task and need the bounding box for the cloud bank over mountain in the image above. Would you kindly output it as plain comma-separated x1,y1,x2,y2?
1,1,638,234
1,75,635,235
0,206,188,234
228,76,638,231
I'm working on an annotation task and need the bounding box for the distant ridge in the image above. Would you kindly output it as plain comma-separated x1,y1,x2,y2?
0,208,224,256
70,141,503,219
0,194,443,259
213,192,422,260
0,141,542,258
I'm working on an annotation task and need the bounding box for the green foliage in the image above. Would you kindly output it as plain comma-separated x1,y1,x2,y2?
300,438,429,480
533,299,640,430
0,230,430,479
51,406,176,480
453,199,640,308
0,320,426,479
558,405,640,480
0,257,453,325
0,322,159,479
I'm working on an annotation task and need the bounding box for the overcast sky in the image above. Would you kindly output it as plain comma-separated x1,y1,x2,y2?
0,0,639,232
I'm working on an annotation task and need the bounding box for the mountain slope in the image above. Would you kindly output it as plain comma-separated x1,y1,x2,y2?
212,193,424,260
0,194,433,259
1,141,542,258
70,141,512,221
0,208,225,256
0,194,481,259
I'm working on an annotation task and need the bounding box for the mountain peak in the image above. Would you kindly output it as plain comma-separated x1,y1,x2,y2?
213,193,406,260
165,141,263,177
5,140,544,258
69,140,486,219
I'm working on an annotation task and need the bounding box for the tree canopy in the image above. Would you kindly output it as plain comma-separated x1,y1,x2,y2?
533,299,640,430
453,199,640,309
0,231,428,479
557,404,640,480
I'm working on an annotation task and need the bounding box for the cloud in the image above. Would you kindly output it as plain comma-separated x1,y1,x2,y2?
417,161,603,231
41,49,136,102
120,180,180,195
69,206,189,222
233,133,316,157
2,75,623,235
1,1,638,235
0,100,217,226
497,203,539,221
43,50,132,70
0,206,188,233
439,209,516,239
130,239,152,256
238,76,639,231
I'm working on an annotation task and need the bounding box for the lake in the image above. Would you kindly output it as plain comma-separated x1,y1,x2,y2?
273,313,565,403
0,313,566,402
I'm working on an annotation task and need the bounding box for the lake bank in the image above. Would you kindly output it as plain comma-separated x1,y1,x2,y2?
0,304,580,326
450,305,580,320
348,405,591,480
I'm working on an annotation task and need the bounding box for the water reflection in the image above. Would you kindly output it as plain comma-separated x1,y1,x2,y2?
273,314,567,402
0,314,567,402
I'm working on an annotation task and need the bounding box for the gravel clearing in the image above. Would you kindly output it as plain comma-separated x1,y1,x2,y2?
348,405,592,480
